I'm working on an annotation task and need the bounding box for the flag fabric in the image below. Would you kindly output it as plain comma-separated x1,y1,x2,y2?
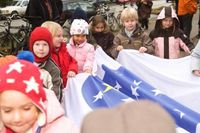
64,48,200,133
116,49,200,113
63,73,132,127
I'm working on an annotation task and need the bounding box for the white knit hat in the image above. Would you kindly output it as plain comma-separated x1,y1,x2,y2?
70,19,89,35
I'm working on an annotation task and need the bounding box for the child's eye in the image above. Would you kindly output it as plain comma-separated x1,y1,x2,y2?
23,107,31,111
3,109,11,113
43,43,48,46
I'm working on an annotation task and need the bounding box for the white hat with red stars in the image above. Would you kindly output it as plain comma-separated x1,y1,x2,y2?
0,59,47,126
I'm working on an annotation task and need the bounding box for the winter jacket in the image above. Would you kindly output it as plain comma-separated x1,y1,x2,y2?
149,6,192,59
112,24,154,58
38,58,63,101
136,0,153,19
92,31,114,58
67,38,95,73
0,89,79,133
25,0,60,30
51,42,78,88
39,68,53,90
178,0,198,15
191,40,200,71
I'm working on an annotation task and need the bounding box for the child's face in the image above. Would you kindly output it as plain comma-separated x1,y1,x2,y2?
73,34,87,45
94,22,105,33
53,27,63,48
0,90,39,133
33,40,49,58
162,17,173,29
123,19,137,31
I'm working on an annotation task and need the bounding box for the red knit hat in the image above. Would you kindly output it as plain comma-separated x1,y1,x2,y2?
0,60,47,126
29,27,53,63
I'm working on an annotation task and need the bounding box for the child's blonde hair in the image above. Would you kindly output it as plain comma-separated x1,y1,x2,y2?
120,8,138,22
41,21,62,37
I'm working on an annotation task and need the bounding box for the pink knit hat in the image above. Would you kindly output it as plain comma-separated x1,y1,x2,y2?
81,100,176,133
0,60,47,126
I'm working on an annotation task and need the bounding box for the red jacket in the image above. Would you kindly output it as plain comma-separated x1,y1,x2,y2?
178,0,197,15
51,42,78,87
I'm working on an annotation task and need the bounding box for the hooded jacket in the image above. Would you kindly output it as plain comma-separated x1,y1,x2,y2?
0,89,79,133
149,6,193,59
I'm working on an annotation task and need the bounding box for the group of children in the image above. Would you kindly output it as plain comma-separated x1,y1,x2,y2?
0,4,199,133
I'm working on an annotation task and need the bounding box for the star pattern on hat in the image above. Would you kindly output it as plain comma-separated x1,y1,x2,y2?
6,61,25,74
24,76,39,94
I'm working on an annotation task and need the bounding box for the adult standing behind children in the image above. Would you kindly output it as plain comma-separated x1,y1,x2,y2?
136,0,153,30
177,0,198,38
25,0,60,30
149,6,191,59
111,8,154,59
0,60,79,133
29,27,63,101
67,19,95,73
41,21,78,88
89,15,114,58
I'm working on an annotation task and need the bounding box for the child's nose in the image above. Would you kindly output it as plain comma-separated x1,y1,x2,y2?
12,111,22,123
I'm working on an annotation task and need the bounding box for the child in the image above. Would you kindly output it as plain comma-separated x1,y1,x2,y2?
41,21,78,88
149,6,192,59
0,60,79,133
62,7,97,46
136,0,153,30
190,40,200,76
111,8,154,59
67,19,95,73
89,15,115,58
81,100,176,133
18,50,53,91
29,27,63,101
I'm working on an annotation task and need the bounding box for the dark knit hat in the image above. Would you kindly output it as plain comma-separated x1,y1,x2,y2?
81,100,176,133
29,27,53,63
71,7,88,22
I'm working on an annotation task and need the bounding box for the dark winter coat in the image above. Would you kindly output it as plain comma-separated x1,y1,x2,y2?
25,0,60,30
92,31,114,58
136,0,153,19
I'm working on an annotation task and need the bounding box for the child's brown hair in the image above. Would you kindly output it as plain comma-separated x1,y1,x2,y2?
90,15,110,33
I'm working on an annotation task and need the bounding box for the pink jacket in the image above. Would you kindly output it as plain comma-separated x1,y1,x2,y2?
67,38,95,73
149,6,191,59
0,89,79,133
152,37,190,59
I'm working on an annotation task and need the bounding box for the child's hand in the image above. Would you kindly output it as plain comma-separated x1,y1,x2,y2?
117,45,123,51
139,47,147,53
185,48,191,54
84,69,92,74
67,71,76,77
63,37,68,43
192,70,200,77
